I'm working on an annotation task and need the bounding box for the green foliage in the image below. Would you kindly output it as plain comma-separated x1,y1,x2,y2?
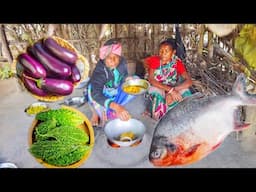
235,24,256,73
35,108,84,127
0,64,14,80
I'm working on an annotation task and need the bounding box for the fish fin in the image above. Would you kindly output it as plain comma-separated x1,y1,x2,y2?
232,73,246,97
234,122,250,131
232,73,247,100
233,73,256,105
184,144,201,157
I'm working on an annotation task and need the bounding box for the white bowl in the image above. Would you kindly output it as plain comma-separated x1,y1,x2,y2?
104,118,146,147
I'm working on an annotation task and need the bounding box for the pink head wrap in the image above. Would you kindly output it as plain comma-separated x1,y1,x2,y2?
99,43,122,60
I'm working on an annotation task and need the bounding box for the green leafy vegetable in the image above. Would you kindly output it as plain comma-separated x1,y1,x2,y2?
46,145,90,166
35,119,57,141
36,125,89,144
35,108,84,126
29,107,92,167
29,140,90,166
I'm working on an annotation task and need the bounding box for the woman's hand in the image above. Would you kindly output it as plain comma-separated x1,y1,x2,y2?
168,89,183,103
125,76,133,81
125,75,140,81
171,90,183,102
109,102,131,121
166,94,174,105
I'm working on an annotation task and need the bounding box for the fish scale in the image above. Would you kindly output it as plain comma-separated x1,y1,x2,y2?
155,94,216,138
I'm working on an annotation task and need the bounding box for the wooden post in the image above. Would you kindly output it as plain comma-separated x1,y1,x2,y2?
114,24,118,38
151,25,155,55
0,24,13,65
198,24,205,55
208,31,214,59
144,25,147,56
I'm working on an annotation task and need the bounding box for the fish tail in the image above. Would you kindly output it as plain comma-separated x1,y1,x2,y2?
232,73,256,105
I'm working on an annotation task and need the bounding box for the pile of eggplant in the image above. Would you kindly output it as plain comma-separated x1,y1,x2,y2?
16,37,82,97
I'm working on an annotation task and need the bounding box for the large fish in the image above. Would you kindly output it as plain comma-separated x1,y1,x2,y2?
149,73,253,167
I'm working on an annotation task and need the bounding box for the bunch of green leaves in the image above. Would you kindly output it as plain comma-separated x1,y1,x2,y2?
235,24,256,76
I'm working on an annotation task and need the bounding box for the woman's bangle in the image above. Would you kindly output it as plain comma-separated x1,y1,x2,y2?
168,87,174,94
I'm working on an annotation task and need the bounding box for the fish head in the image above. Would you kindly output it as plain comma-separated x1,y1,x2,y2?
149,136,178,167
149,135,211,167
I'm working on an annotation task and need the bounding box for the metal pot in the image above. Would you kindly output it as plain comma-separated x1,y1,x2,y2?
104,118,146,147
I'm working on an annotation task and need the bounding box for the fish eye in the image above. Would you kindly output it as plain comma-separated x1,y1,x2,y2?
151,149,162,159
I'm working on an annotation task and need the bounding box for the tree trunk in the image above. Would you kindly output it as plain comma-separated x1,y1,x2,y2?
0,24,13,64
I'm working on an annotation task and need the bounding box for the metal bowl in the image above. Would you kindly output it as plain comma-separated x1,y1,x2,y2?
25,102,49,116
104,118,146,147
0,162,18,168
122,79,150,95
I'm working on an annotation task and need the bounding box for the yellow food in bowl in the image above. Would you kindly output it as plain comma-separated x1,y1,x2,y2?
25,105,48,115
123,86,141,94
119,131,135,141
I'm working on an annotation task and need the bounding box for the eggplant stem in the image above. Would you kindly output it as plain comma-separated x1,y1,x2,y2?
22,73,37,82
22,73,42,88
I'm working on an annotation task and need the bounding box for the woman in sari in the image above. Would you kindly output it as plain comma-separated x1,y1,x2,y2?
144,38,193,120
